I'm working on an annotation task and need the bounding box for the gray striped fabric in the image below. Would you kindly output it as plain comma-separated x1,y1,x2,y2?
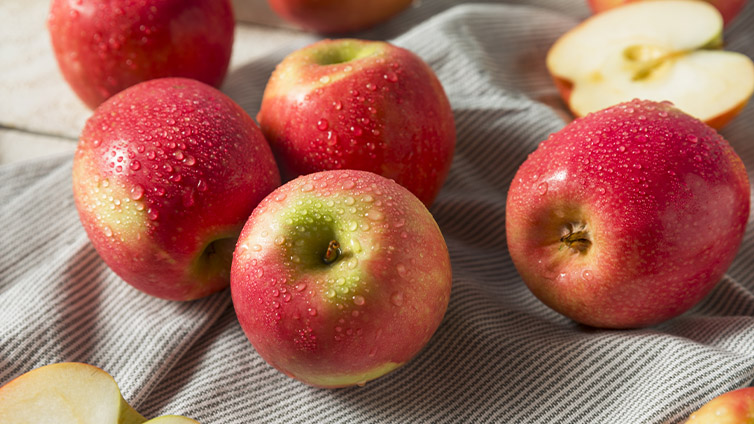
3,1,754,423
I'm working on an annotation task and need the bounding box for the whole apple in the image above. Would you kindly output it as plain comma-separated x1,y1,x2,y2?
587,0,747,26
506,99,749,328
267,0,413,33
685,387,754,423
230,170,452,387
257,38,456,207
47,0,235,109
73,77,280,301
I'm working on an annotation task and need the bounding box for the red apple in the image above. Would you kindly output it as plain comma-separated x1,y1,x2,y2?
267,0,413,34
73,78,280,301
505,99,750,328
587,0,748,26
47,0,235,109
230,170,452,387
256,38,456,207
685,387,754,423
547,0,754,129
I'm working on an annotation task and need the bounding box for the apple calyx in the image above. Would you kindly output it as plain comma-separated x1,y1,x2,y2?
323,240,342,265
560,223,592,253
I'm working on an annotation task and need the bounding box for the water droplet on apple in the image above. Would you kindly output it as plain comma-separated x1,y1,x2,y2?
582,270,593,281
275,193,287,202
687,134,699,143
357,380,366,387
694,155,703,162
197,179,208,192
308,308,318,316
317,119,329,131
147,208,159,221
272,288,280,297
295,283,306,292
334,100,343,110
348,258,358,269
353,295,365,306
537,182,548,195
396,264,407,278
182,190,195,207
366,82,377,91
363,194,374,203
390,291,404,306
184,155,196,166
104,226,113,237
351,239,362,253
130,185,144,200
366,210,384,221
384,71,398,82
302,183,314,192
618,145,626,152
326,289,336,298
347,221,358,231
320,76,331,83
344,196,355,206
274,236,285,246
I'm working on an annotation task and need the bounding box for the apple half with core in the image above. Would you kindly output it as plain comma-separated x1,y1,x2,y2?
73,78,281,301
257,38,456,207
547,0,754,129
230,170,452,387
506,99,750,328
267,0,413,33
685,387,754,423
587,0,748,26
48,0,235,109
0,362,199,423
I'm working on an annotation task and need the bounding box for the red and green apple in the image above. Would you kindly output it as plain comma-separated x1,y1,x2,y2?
0,362,199,423
547,0,754,129
73,78,280,301
230,170,452,387
47,0,235,109
587,0,748,26
685,387,754,423
257,38,456,207
266,0,413,33
506,99,750,328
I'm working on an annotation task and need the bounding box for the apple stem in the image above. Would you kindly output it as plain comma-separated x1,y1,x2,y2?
323,240,341,265
561,227,591,253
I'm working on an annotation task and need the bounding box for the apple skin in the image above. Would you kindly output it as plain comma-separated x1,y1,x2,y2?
685,387,754,423
47,0,234,109
267,0,413,34
257,38,456,208
73,78,281,301
230,170,452,387
505,99,750,328
587,0,747,26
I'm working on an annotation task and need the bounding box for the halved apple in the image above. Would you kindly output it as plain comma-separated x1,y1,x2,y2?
0,362,199,424
547,0,754,129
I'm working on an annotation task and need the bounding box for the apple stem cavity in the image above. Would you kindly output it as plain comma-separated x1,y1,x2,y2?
560,223,592,253
323,240,342,265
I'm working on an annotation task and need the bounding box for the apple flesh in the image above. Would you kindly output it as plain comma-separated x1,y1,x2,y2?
587,0,748,26
257,38,456,207
505,99,750,328
0,363,200,424
267,0,413,33
73,78,280,301
685,387,754,423
547,0,754,129
47,0,235,109
230,170,452,387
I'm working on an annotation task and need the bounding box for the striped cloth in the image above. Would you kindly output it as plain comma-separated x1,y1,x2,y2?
3,1,754,423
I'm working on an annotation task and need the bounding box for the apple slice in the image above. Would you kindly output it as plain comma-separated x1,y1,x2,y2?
547,0,754,129
0,363,200,424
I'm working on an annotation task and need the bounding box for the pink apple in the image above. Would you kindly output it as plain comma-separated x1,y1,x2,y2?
506,99,750,328
267,0,413,33
256,38,456,207
587,0,747,26
685,387,754,423
47,0,235,109
73,78,280,301
548,0,754,130
230,170,452,387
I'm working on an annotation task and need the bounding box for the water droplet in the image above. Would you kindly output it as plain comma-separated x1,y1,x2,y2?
308,308,318,316
182,190,195,207
197,179,208,192
184,155,196,166
353,295,365,306
317,119,329,131
129,160,141,171
274,236,285,246
347,221,358,231
582,270,593,281
694,155,703,162
104,226,113,237
320,75,331,83
147,208,159,221
302,183,314,192
348,258,358,269
384,71,398,82
326,289,336,298
687,134,698,143
334,100,342,110
390,291,404,306
367,210,384,221
275,193,287,202
366,82,377,91
294,283,306,292
130,185,144,200
363,194,374,203
537,182,548,195
618,145,626,152
396,264,407,278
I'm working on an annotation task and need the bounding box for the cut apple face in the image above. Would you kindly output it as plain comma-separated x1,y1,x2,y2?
0,363,199,424
547,0,754,129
